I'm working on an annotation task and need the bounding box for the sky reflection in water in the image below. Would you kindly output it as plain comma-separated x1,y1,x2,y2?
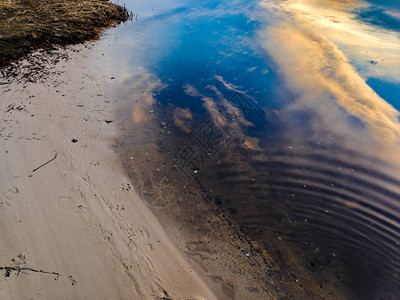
111,0,400,298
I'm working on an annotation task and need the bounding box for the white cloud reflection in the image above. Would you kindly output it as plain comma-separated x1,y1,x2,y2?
259,0,400,148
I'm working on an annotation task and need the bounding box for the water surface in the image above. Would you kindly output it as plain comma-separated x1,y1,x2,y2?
109,0,400,298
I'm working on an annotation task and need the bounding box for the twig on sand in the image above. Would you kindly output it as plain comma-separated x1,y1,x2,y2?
0,266,60,279
32,153,57,173
1,265,77,285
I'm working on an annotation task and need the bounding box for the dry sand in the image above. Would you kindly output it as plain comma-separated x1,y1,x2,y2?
0,33,216,299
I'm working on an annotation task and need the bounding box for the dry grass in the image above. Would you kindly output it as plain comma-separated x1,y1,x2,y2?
0,0,130,67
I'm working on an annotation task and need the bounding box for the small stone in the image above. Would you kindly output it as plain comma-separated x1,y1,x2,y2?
71,139,78,143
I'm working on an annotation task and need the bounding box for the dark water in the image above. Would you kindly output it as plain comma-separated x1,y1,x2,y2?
109,0,400,298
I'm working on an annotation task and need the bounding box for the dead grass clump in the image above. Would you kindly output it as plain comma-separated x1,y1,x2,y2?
0,0,130,67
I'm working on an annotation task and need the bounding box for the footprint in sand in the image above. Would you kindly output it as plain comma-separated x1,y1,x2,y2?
10,253,28,268
115,204,126,217
141,171,178,209
3,186,19,200
127,224,150,249
121,183,132,191
102,230,113,242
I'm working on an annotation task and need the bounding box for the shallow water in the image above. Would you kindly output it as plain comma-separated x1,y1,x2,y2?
109,0,400,298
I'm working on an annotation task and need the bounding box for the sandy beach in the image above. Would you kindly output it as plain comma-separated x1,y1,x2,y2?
0,29,350,300
0,34,216,299
4,0,398,297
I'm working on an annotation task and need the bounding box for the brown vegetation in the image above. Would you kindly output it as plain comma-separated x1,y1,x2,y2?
0,0,130,67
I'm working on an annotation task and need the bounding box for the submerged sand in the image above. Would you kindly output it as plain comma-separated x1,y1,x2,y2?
0,24,351,300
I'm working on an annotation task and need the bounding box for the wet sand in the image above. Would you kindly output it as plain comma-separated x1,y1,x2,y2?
2,3,398,296
0,35,215,299
114,84,352,299
0,30,343,300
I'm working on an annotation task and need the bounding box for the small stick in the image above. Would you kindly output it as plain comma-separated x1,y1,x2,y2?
0,266,61,278
32,153,57,173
